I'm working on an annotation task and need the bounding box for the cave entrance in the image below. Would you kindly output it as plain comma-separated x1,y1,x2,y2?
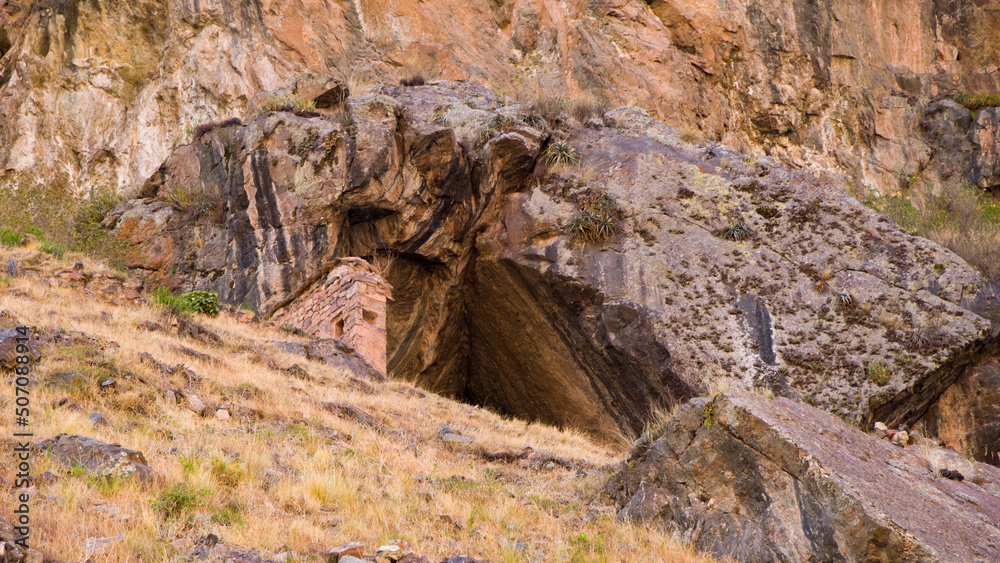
384,253,695,444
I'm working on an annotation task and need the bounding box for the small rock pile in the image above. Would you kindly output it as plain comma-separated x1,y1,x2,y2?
872,421,914,447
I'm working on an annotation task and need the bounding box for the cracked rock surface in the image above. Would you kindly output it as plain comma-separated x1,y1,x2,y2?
603,388,1000,562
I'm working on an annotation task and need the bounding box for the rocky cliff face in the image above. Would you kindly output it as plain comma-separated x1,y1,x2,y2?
2,0,1000,196
604,387,1000,562
104,77,1000,453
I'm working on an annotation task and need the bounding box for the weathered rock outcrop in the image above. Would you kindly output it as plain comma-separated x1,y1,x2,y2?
106,79,1000,449
32,434,156,482
604,388,1000,562
3,0,1000,195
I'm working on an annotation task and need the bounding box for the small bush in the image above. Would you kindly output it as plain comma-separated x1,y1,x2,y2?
211,502,246,527
73,188,127,267
679,128,700,143
41,240,66,258
0,228,23,247
570,98,608,122
521,110,548,130
211,456,245,487
532,97,568,126
152,482,207,518
399,74,426,87
542,141,582,166
152,288,220,317
867,360,891,386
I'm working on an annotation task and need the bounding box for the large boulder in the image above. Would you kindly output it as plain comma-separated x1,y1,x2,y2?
305,339,385,382
604,388,1000,562
32,434,156,482
0,327,40,371
107,82,1000,449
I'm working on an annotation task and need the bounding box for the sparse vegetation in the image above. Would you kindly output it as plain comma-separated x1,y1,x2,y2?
151,288,221,317
431,108,450,125
255,94,316,117
0,247,718,563
570,97,608,122
543,141,582,166
867,181,1000,285
954,92,1000,111
161,182,221,219
679,128,700,143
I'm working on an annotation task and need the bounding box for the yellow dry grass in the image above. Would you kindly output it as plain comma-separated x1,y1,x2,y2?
0,246,719,563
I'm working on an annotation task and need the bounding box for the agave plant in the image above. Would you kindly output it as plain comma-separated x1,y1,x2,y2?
521,111,548,130
567,213,597,243
719,220,753,242
836,291,854,308
543,141,582,166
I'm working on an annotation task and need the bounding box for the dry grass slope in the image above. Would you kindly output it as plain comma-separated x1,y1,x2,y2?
0,245,719,563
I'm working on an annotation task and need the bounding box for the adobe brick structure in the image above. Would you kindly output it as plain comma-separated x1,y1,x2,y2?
272,257,392,374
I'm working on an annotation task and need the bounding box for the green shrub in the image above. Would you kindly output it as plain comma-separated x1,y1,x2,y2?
867,360,891,386
41,240,66,259
72,188,127,267
211,503,246,527
152,288,220,317
152,482,207,518
210,456,245,488
0,176,126,266
0,228,23,247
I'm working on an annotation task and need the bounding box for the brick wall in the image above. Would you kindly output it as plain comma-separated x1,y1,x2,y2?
272,257,392,374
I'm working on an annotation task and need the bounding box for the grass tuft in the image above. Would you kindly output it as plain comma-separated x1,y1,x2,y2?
954,92,1000,111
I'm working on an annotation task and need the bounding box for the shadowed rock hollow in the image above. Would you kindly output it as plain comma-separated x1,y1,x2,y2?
107,78,1000,452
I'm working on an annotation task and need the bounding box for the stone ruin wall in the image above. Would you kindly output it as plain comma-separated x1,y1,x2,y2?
273,258,391,374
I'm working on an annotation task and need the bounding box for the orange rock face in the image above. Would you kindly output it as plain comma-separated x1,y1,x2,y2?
2,0,1000,195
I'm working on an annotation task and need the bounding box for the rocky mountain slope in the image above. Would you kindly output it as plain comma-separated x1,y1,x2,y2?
106,76,1000,461
2,0,1000,196
4,1,1000,561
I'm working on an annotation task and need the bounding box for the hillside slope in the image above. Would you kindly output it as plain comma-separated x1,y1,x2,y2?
0,246,714,562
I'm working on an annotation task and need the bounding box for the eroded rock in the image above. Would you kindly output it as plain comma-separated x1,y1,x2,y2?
604,388,1000,562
